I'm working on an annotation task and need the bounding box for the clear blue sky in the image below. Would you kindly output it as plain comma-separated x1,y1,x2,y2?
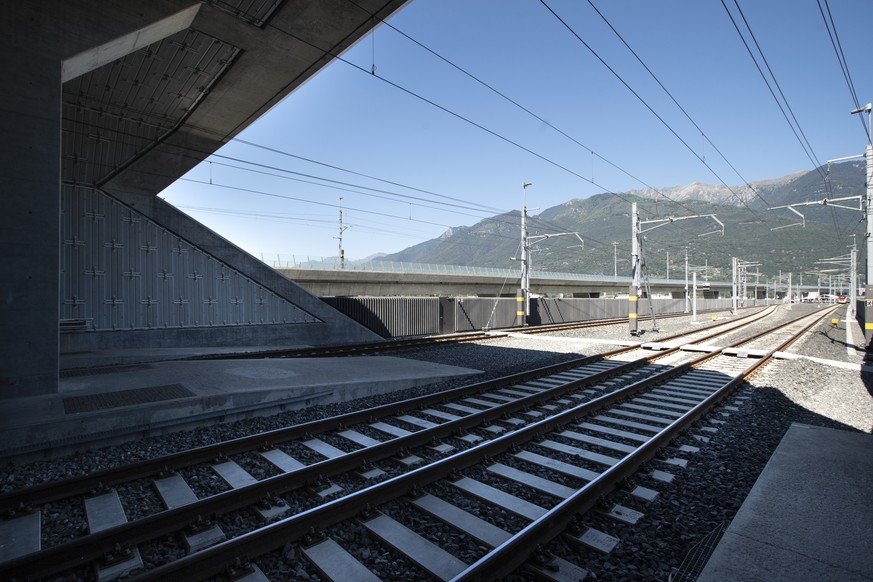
160,0,872,266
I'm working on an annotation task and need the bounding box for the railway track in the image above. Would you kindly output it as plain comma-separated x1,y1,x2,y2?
175,308,732,362
0,304,835,580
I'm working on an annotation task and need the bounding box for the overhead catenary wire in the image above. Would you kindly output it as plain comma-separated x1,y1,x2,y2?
260,3,687,216
721,0,828,182
675,1,847,253
233,138,504,213
63,4,865,270
537,0,833,273
534,2,824,269
64,100,854,270
205,158,500,219
173,205,432,240
816,0,870,145
179,177,460,230
576,0,818,261
585,0,773,210
722,0,857,249
339,0,773,258
539,0,758,217
343,0,666,201
345,0,752,227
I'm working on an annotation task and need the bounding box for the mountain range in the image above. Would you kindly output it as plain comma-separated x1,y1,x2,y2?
380,161,867,280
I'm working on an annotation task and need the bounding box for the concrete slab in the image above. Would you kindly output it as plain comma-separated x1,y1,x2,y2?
213,460,258,489
0,512,40,562
84,490,129,533
411,493,511,548
0,354,480,460
453,477,547,520
514,450,599,482
698,423,873,582
605,504,643,524
362,513,468,581
721,347,767,358
487,462,575,499
303,538,381,582
527,555,588,582
576,527,619,554
259,449,305,473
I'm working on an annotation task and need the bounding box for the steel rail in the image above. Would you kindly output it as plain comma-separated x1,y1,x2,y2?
511,306,737,335
116,307,820,581
0,351,656,580
186,330,498,361
0,307,768,514
186,307,758,358
452,305,839,580
0,350,620,514
0,307,775,579
129,355,716,581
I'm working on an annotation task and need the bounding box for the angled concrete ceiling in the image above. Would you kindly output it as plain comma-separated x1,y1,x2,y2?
62,0,410,197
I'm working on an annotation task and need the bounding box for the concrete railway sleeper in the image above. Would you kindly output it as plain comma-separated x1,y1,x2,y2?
0,308,772,515
0,306,826,580
115,306,835,581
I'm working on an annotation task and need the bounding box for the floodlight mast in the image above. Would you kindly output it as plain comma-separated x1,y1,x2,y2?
629,202,723,335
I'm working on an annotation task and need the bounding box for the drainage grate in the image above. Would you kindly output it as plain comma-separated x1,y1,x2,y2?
63,384,195,414
669,520,729,581
60,364,152,378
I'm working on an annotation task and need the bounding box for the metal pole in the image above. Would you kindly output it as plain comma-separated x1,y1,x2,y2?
684,247,689,313
848,103,872,344
865,143,873,344
692,271,698,321
851,241,858,318
754,267,761,307
338,197,345,269
731,256,738,315
519,182,532,326
613,241,618,281
629,202,640,334
787,272,793,310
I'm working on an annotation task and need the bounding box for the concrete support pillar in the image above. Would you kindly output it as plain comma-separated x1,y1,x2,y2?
0,7,63,397
0,2,197,397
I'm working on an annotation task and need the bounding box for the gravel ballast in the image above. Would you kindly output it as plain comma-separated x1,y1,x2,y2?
1,304,870,580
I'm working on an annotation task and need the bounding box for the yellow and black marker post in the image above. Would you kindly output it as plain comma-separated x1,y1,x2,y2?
628,285,638,335
516,288,526,327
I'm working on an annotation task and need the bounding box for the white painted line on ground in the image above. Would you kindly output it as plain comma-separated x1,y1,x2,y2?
773,351,873,373
499,332,639,346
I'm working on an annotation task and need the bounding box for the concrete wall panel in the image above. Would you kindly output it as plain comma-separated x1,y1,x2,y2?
60,186,321,335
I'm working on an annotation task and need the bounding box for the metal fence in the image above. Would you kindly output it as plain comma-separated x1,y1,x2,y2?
323,296,738,338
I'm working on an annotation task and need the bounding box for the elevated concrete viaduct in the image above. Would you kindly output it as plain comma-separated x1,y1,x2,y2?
1,1,408,398
280,268,731,299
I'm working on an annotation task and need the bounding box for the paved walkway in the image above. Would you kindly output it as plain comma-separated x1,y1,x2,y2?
699,423,873,581
0,347,481,459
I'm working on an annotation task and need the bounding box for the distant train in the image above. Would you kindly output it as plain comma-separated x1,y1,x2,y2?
821,294,849,303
